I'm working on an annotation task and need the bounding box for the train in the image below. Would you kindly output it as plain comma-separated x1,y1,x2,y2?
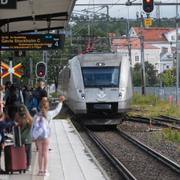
58,52,133,125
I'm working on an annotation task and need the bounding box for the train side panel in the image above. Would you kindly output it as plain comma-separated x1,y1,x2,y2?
118,56,133,112
67,58,87,113
59,57,87,114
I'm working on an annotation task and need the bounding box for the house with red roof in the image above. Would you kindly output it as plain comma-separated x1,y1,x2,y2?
111,27,180,73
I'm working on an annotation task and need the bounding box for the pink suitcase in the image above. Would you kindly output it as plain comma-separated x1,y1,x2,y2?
4,145,27,174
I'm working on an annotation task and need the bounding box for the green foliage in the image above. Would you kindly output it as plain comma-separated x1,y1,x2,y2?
165,105,176,115
130,93,180,118
132,62,158,87
131,93,159,106
162,128,180,142
145,62,158,86
160,69,175,86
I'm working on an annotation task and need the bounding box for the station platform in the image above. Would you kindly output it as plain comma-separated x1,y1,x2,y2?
0,119,109,180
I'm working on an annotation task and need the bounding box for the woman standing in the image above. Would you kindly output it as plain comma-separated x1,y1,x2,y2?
32,96,65,176
15,104,33,171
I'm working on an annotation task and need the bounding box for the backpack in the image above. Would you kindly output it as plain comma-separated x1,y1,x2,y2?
31,114,49,140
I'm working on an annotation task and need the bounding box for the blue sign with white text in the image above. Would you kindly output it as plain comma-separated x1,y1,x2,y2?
0,34,65,50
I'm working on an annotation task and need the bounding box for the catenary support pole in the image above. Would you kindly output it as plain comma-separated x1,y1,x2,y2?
176,0,179,105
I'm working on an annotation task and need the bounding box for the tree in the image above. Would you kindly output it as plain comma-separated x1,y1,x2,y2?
160,69,175,86
132,63,141,86
132,62,158,87
145,61,158,86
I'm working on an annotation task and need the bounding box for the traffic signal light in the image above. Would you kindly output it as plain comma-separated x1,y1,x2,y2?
143,0,154,13
36,62,46,78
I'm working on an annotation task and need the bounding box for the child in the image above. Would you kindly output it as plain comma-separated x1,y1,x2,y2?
15,104,33,171
32,96,65,176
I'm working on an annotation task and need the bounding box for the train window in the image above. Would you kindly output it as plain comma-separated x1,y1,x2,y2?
82,67,119,88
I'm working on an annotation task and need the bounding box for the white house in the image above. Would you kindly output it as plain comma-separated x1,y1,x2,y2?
111,27,180,74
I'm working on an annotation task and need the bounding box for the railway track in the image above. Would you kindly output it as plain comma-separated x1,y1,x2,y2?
85,126,180,180
86,127,137,180
126,115,180,130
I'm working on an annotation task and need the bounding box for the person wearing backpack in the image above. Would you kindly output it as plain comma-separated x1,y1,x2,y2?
31,96,65,176
15,104,33,171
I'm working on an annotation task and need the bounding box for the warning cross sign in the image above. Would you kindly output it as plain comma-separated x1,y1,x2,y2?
1,62,22,78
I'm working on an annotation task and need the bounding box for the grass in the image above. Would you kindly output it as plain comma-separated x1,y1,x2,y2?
130,93,180,143
162,128,180,143
129,93,180,118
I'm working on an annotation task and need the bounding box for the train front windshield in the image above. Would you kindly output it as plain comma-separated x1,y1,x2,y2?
82,67,119,88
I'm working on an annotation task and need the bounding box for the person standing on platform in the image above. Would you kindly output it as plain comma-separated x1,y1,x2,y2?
5,84,21,120
15,104,33,171
0,112,16,174
33,79,48,109
0,85,5,112
32,96,65,176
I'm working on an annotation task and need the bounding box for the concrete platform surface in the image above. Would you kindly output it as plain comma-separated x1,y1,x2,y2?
0,119,109,180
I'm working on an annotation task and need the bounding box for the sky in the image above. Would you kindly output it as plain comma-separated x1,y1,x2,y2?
73,0,180,19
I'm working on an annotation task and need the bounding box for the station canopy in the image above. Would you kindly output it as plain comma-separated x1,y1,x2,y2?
0,0,76,33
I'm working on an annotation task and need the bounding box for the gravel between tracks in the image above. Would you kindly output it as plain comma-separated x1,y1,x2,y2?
118,121,180,165
73,119,180,180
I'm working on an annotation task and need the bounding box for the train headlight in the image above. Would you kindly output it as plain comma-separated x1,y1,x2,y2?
81,93,85,99
119,88,126,98
119,92,122,97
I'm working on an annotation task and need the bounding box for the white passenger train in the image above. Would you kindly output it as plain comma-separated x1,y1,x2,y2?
59,52,133,124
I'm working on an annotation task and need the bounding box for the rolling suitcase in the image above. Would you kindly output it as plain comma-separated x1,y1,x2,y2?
4,126,27,174
4,145,27,174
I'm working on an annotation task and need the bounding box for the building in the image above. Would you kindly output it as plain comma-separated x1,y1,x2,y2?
111,27,180,74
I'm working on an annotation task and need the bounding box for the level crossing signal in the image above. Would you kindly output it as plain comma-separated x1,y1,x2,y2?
36,62,46,78
143,0,154,13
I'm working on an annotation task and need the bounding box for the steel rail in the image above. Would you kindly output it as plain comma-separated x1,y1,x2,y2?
117,129,180,174
159,115,180,125
127,115,180,130
85,128,137,180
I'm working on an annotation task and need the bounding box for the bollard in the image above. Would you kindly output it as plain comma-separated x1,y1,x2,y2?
168,95,173,104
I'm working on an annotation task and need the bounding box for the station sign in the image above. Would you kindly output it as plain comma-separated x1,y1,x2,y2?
0,34,65,50
0,0,16,9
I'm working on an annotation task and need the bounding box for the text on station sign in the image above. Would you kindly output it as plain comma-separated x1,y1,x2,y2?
0,34,65,50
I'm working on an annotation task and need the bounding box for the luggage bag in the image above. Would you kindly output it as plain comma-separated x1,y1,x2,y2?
4,145,27,174
4,126,27,174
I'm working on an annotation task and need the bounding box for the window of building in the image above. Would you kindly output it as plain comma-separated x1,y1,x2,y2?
171,36,175,41
161,47,168,54
135,56,139,62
